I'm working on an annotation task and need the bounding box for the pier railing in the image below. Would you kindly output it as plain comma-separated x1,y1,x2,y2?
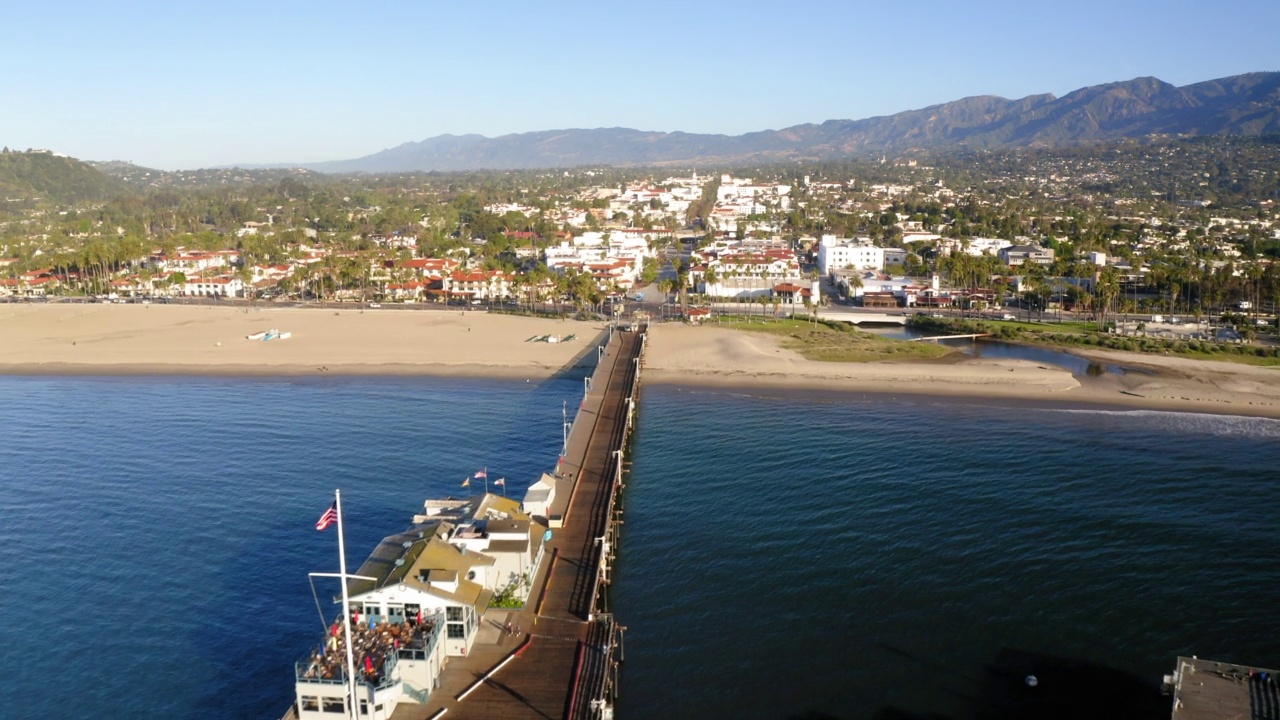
569,322,645,719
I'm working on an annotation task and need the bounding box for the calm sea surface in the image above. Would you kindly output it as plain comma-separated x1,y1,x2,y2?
2,376,1279,719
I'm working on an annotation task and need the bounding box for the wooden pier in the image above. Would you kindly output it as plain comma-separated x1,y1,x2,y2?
392,323,646,720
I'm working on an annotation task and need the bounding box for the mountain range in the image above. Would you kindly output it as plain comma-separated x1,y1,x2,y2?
300,72,1280,173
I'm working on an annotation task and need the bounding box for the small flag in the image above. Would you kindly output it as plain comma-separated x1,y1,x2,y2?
474,469,487,479
494,478,506,487
461,477,470,487
316,503,337,531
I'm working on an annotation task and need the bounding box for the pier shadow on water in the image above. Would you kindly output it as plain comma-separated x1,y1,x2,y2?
783,649,1169,720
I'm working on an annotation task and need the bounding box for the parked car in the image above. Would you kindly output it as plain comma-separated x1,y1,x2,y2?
1001,313,1016,320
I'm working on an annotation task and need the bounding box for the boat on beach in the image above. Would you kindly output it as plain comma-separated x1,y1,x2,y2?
247,328,292,341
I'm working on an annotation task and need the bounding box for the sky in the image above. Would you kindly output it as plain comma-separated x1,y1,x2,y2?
3,0,1278,170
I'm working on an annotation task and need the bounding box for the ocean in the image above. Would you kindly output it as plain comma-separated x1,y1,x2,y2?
2,375,1278,719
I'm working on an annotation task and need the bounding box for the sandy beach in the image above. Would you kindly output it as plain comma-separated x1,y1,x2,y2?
642,324,1280,419
0,303,605,379
3,303,1279,418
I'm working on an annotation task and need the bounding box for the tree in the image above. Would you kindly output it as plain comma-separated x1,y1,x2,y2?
703,266,719,316
846,273,863,301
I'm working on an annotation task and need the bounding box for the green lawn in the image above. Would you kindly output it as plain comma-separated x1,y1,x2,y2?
722,317,953,362
910,315,1280,366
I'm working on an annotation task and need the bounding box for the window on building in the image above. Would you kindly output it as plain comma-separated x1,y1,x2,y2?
360,700,368,716
321,697,345,713
447,623,465,639
404,603,421,622
300,696,319,712
445,606,462,622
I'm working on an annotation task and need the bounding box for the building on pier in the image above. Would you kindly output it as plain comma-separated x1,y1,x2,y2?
292,493,548,719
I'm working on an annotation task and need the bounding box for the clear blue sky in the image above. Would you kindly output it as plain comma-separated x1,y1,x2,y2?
3,0,1277,170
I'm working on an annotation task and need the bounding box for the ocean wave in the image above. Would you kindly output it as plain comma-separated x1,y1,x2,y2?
1042,407,1280,438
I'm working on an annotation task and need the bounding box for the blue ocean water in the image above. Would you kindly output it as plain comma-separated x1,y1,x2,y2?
0,374,578,720
3,376,1279,719
612,386,1280,719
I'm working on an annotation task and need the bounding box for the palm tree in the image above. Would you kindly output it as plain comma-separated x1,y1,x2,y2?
846,272,863,302
703,266,719,318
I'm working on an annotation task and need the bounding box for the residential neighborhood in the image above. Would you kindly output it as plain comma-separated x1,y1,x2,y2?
3,140,1280,341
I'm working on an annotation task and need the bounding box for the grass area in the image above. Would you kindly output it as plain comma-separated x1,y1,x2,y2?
910,315,1280,366
722,317,952,362
995,319,1092,334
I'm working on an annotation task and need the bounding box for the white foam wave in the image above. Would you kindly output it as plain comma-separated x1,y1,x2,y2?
1043,407,1280,438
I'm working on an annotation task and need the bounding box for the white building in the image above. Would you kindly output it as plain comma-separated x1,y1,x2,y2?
999,244,1056,266
817,235,885,275
182,275,245,298
934,237,1013,257
543,230,655,290
414,493,550,603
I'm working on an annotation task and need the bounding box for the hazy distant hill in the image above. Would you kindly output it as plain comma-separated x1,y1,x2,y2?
299,72,1280,173
0,150,127,201
90,161,328,191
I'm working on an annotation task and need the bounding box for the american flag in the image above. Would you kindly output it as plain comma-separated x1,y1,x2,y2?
494,478,506,487
474,469,487,479
316,503,338,531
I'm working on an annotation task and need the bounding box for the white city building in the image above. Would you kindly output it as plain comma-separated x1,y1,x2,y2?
817,235,885,275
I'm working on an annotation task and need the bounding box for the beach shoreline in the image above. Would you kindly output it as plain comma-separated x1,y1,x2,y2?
642,372,1280,420
640,324,1280,420
3,304,1279,419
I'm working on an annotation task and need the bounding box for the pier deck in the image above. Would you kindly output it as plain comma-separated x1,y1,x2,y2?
1170,656,1280,720
392,325,643,720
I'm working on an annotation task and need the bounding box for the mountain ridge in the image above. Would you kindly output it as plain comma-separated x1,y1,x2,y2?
266,72,1280,173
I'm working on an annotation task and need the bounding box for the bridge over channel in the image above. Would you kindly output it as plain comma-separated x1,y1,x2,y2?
817,310,908,325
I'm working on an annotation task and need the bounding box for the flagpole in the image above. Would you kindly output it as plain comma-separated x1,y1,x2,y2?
335,489,359,720
484,465,489,495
